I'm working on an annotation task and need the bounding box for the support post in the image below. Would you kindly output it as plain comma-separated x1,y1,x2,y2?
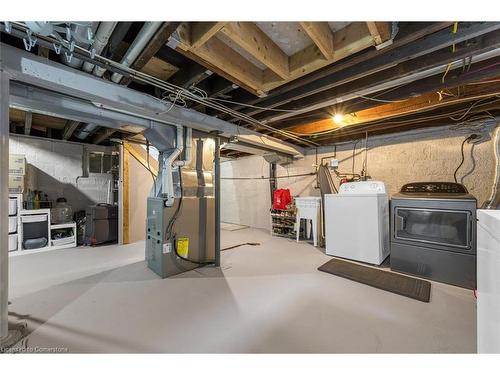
269,162,277,204
212,131,221,267
0,62,10,341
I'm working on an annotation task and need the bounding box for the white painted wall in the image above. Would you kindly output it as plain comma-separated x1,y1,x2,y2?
221,125,498,231
9,135,116,212
221,156,271,230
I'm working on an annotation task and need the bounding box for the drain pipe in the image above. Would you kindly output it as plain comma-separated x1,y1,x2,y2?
82,22,117,73
162,125,184,206
110,22,162,84
485,123,500,209
174,127,192,167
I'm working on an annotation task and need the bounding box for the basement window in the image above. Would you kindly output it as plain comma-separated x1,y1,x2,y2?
88,151,119,174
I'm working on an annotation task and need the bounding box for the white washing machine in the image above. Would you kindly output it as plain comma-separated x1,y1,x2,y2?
477,209,500,353
324,181,390,265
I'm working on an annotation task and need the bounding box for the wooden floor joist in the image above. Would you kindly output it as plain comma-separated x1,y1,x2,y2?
285,80,500,135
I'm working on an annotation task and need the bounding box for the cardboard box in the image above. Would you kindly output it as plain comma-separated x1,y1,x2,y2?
9,154,26,175
8,174,25,194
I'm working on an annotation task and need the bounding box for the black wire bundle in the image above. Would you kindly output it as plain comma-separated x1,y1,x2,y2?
454,134,478,183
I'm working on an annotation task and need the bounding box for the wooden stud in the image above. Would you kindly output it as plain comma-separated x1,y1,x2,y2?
220,22,290,79
122,146,130,245
124,143,159,176
300,22,334,60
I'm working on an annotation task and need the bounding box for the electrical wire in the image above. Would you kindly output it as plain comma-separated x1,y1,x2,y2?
2,22,317,148
221,242,260,251
454,134,476,183
207,97,305,113
221,172,316,180
357,95,407,103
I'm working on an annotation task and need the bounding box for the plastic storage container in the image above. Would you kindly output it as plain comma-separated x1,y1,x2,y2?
8,216,17,234
9,197,17,216
8,234,18,252
51,197,73,224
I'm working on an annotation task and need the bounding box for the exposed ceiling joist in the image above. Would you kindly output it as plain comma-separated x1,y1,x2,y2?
62,120,80,140
300,22,335,60
285,80,500,135
218,22,453,118
246,22,500,122
171,62,213,88
366,22,392,45
177,34,265,96
93,128,117,144
220,22,290,79
191,22,227,49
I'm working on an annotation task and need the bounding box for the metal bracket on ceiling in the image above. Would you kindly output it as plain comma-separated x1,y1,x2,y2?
166,33,181,49
53,43,62,55
22,30,37,52
4,22,12,33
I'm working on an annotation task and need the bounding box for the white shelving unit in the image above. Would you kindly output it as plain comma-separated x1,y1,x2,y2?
8,206,77,256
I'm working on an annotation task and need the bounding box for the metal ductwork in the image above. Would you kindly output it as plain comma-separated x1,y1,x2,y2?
110,22,162,83
82,22,117,73
76,123,98,140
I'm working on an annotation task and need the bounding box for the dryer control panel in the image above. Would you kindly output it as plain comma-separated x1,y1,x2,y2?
338,181,387,195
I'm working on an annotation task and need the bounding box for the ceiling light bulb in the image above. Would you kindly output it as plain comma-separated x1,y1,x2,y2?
333,113,344,124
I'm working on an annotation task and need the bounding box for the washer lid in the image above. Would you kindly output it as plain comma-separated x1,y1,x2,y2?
338,181,387,195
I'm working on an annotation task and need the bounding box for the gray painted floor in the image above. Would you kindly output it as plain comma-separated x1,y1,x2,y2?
7,228,476,353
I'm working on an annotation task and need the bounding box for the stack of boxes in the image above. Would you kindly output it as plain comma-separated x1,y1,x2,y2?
8,154,26,252
8,154,26,194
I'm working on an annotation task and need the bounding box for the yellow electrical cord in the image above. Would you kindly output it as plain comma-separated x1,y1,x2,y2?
442,22,459,83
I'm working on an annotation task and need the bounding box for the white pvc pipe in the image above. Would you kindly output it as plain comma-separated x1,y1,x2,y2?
83,22,117,73
174,127,192,167
162,125,184,206
110,22,162,83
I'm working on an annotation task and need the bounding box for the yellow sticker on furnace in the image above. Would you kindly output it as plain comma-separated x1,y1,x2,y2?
177,237,189,258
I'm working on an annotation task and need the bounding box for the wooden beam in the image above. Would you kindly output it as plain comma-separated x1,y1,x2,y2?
62,120,80,140
300,22,335,60
220,22,290,79
366,22,392,45
218,22,452,119
124,142,158,175
176,33,265,96
191,22,227,49
253,23,500,122
122,147,130,244
171,61,213,88
93,128,116,144
262,22,375,92
24,111,32,135
285,81,500,135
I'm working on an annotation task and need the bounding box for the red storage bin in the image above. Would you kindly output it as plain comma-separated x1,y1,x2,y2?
272,189,292,210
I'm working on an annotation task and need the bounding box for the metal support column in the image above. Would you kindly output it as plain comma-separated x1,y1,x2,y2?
212,132,221,267
0,59,10,341
269,162,277,204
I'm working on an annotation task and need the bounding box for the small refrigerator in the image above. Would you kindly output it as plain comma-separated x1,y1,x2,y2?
85,204,118,245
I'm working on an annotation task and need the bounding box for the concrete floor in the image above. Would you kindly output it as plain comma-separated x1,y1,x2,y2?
7,227,476,353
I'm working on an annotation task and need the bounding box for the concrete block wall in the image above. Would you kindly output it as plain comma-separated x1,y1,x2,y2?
221,156,271,230
221,125,498,231
9,135,116,212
